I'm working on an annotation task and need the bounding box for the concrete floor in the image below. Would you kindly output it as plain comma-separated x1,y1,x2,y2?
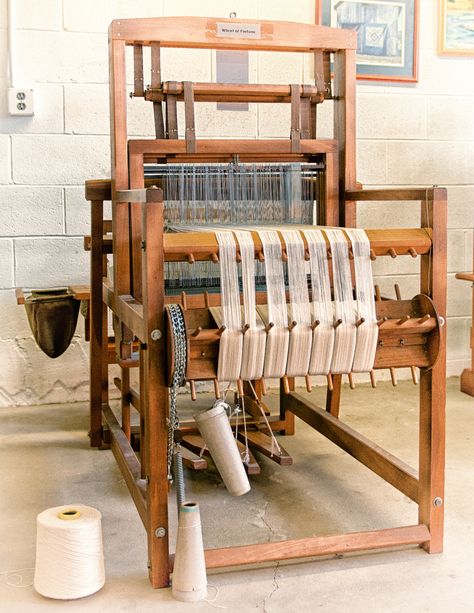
1,378,473,612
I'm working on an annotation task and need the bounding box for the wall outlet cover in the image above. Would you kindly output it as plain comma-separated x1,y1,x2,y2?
8,88,34,116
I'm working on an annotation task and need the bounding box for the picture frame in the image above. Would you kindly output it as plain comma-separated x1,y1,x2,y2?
316,0,419,82
439,0,474,55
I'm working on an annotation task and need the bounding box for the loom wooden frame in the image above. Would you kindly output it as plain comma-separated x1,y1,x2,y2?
87,17,447,588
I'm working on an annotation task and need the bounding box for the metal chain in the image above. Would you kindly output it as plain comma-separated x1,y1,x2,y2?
166,303,187,482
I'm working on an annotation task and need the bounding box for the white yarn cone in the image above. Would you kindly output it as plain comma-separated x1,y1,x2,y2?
172,502,207,602
34,504,105,600
195,404,251,496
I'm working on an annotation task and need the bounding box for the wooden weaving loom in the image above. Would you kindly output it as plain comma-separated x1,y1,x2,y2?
85,17,447,588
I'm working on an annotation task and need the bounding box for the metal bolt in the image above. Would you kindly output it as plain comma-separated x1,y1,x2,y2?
434,497,443,507
154,527,166,538
151,329,162,341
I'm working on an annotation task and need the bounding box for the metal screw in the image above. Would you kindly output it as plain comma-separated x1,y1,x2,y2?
229,11,237,18
434,497,443,507
154,527,166,538
151,329,162,341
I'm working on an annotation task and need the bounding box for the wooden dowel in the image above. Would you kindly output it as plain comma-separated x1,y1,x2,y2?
397,315,411,325
370,370,377,388
282,375,290,394
236,251,242,263
377,317,388,327
410,366,419,385
288,320,297,332
334,318,343,329
204,291,210,308
242,323,250,335
394,284,401,301
237,379,244,398
257,251,265,262
327,373,333,391
311,319,320,330
355,317,365,328
181,291,187,310
374,284,381,301
265,322,274,334
189,380,197,401
419,314,431,324
370,249,377,261
191,326,202,338
211,253,219,263
217,325,226,336
213,378,220,399
304,249,310,261
187,253,195,264
389,368,398,387
305,374,312,393
282,251,288,262
348,373,355,389
408,247,418,258
388,248,397,258
261,378,267,396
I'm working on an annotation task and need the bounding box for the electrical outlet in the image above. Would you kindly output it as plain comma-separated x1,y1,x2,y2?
8,88,34,116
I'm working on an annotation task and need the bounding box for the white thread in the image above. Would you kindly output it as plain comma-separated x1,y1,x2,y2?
0,568,34,588
280,229,312,377
303,229,335,375
325,229,357,373
257,230,289,378
215,231,243,382
346,229,378,372
34,505,105,600
235,230,266,380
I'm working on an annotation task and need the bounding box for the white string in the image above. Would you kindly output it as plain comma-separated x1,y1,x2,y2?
303,229,335,375
34,505,105,600
247,381,282,457
257,230,289,378
346,229,378,372
216,231,243,383
0,568,34,588
280,229,312,377
325,229,357,373
235,230,266,381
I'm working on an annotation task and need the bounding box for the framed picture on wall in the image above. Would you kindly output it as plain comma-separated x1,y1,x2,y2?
316,0,419,82
439,0,474,55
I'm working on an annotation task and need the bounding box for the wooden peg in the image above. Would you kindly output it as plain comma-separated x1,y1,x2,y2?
189,380,197,401
377,316,388,327
369,370,377,389
265,322,275,334
211,252,219,263
236,379,244,398
181,291,188,310
397,315,411,325
242,323,250,335
217,325,226,336
327,373,333,391
304,249,311,261
348,372,355,389
327,247,332,259
374,284,381,301
419,314,431,324
257,251,265,262
213,378,220,399
408,247,418,258
288,320,298,332
388,248,397,258
334,318,343,329
191,326,202,338
394,284,401,301
355,317,365,328
305,374,312,393
236,251,242,263
348,247,354,260
389,368,398,387
410,366,419,385
204,291,210,308
187,253,195,264
311,319,320,330
282,251,289,262
370,249,377,261
261,378,267,396
282,375,290,394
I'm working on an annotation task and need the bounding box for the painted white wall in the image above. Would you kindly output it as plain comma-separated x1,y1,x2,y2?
0,0,472,405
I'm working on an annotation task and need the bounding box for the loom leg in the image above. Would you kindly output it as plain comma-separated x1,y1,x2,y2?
326,374,342,418
89,199,108,447
279,377,295,435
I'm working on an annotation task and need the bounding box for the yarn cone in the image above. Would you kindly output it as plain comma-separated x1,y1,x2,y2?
194,403,250,496
172,502,207,602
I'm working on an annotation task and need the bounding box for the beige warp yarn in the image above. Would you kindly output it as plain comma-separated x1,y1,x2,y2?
34,504,105,600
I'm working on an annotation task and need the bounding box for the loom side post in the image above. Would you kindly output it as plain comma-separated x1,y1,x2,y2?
418,187,447,554
141,190,171,588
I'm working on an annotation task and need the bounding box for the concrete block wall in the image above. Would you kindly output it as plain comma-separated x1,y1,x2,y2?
0,0,472,405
